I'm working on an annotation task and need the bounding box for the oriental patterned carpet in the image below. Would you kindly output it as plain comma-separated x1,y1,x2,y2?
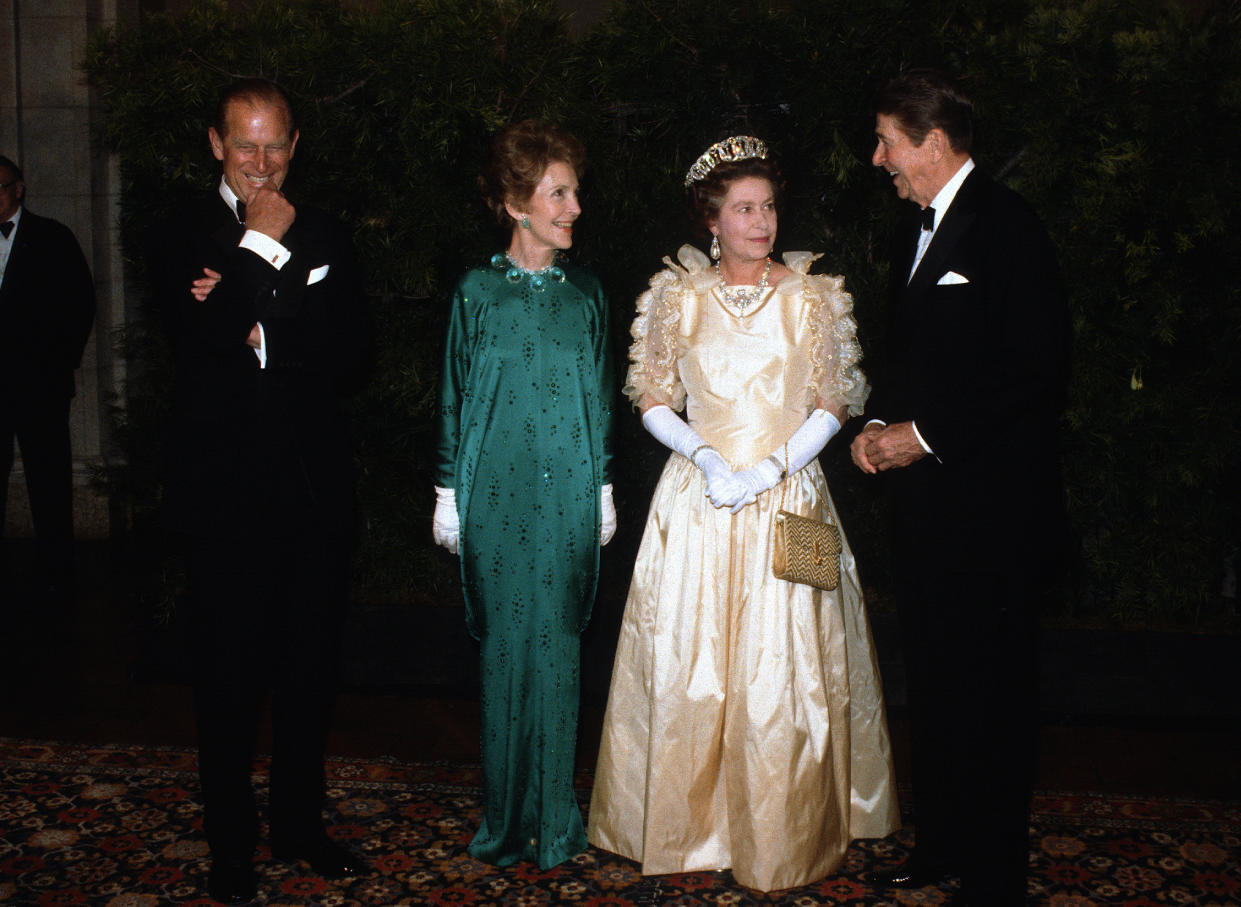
0,739,1237,906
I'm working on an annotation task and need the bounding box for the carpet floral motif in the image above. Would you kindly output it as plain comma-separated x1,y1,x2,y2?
0,740,1237,906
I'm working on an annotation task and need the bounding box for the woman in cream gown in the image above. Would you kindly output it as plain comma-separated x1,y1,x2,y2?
587,138,899,892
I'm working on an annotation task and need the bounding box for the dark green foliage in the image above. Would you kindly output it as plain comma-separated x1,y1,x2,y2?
86,0,1240,627
999,1,1241,625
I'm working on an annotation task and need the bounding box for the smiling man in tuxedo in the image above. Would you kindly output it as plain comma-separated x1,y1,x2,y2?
852,69,1068,906
153,78,370,904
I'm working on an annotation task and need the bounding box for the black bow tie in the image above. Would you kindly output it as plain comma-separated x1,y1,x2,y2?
0,220,13,239
235,201,246,225
919,206,936,231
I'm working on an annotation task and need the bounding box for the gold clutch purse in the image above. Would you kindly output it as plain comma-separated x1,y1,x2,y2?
772,509,842,591
771,444,842,591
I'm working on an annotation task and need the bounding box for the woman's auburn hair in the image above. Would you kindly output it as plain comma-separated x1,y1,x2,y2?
478,119,586,228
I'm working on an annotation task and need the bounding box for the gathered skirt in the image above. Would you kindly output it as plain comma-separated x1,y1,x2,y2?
587,454,900,892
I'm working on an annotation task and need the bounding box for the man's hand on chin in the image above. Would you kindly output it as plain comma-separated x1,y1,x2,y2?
243,183,295,242
864,421,928,471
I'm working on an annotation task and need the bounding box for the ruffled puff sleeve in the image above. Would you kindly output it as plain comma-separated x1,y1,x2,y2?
622,244,712,411
784,251,870,418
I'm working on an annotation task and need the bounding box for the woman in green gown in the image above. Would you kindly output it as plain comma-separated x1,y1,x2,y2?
432,120,616,869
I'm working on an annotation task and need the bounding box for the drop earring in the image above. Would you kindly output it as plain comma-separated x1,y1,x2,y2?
709,235,720,260
521,216,531,229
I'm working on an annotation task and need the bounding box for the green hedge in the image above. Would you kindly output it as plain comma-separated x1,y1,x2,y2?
86,0,1240,628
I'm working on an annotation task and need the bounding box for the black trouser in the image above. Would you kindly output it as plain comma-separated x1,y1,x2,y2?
187,533,349,859
895,562,1039,906
0,394,75,585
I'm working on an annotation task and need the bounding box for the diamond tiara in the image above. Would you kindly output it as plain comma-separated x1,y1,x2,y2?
684,135,769,187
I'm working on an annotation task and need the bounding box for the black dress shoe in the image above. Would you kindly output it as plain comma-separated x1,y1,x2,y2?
864,858,950,888
207,856,257,904
272,837,366,878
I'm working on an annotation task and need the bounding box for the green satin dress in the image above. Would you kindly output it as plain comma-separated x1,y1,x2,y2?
435,254,615,868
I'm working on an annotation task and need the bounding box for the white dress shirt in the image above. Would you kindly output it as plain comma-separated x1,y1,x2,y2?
0,205,23,285
908,158,975,281
217,178,294,369
878,158,977,457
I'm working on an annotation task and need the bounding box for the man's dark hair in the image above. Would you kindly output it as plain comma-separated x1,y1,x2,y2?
214,78,297,138
0,155,23,182
875,68,974,154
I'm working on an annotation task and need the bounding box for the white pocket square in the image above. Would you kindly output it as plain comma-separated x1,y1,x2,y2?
937,270,969,285
307,264,330,285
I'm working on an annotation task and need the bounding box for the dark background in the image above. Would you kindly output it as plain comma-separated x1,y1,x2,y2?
81,0,1240,707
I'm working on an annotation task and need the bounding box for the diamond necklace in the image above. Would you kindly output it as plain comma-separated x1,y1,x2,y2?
716,257,772,312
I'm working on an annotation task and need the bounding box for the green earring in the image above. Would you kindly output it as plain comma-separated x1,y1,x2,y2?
521,216,530,229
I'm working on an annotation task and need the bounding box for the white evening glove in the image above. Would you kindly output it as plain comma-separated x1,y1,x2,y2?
729,410,842,514
641,405,748,510
432,485,460,555
600,483,617,546
728,457,784,514
781,408,842,473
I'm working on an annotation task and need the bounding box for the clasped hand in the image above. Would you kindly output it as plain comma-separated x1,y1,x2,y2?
850,421,927,473
698,450,783,514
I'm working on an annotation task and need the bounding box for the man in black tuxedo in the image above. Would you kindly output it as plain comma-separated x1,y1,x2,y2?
153,79,369,904
852,70,1067,906
0,155,95,605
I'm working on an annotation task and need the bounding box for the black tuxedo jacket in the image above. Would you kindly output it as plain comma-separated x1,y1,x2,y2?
0,209,96,403
868,169,1068,570
155,192,370,540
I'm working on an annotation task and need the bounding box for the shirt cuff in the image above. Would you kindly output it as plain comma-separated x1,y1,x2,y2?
240,230,291,269
911,420,935,455
253,322,267,369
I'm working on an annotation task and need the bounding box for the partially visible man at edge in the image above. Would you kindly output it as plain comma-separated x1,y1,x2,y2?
151,78,370,905
0,154,95,606
852,68,1068,907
